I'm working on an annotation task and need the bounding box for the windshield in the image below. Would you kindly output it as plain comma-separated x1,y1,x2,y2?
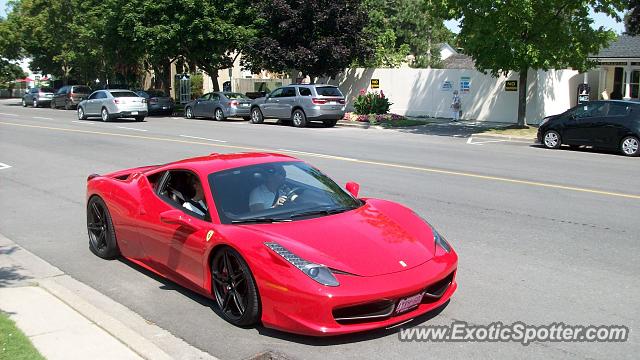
146,89,166,97
111,91,139,98
315,86,343,97
209,161,361,224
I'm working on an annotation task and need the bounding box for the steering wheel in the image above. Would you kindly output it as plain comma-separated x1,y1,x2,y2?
285,187,305,202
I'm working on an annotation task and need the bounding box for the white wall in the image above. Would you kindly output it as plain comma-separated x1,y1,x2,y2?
330,68,582,124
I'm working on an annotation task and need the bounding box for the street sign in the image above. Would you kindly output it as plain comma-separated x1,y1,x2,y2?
505,80,518,91
371,79,380,89
460,76,471,93
441,80,453,91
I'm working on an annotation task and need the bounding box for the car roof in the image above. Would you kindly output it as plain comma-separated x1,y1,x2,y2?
151,152,301,175
106,89,134,92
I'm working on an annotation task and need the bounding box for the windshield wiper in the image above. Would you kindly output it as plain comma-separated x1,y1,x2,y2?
289,206,354,219
231,217,291,224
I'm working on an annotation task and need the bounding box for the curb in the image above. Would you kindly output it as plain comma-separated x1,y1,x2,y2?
470,133,536,142
0,233,217,360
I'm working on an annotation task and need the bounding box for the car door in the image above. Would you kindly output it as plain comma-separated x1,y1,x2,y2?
85,91,101,114
591,103,631,148
263,88,283,118
208,93,222,116
193,93,212,117
54,86,66,106
135,170,211,288
562,103,602,145
278,87,297,118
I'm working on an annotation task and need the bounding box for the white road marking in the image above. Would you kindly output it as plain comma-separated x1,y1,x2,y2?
466,136,509,145
116,126,148,132
179,135,227,143
278,149,358,161
72,121,95,125
32,116,54,120
0,162,12,170
0,113,18,117
171,117,182,120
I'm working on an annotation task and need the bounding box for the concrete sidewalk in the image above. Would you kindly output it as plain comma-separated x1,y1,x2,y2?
0,233,216,360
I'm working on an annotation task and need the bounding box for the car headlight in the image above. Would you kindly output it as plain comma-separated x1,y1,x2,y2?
265,242,339,287
431,226,451,253
539,117,551,127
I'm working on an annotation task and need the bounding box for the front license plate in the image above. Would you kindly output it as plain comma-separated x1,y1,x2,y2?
131,111,138,115
395,293,423,315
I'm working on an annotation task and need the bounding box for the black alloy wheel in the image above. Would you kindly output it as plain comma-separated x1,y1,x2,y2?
87,197,120,259
211,247,260,326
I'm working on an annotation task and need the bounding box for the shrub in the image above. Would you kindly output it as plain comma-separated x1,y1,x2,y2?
353,89,392,115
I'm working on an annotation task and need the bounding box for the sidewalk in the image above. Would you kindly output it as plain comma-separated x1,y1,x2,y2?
0,233,216,360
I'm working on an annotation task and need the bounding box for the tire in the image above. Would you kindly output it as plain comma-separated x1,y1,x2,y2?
101,107,110,122
50,100,56,109
291,109,307,127
77,106,87,120
21,99,27,107
250,107,264,124
135,116,145,122
185,106,194,119
214,108,225,121
87,196,120,259
620,136,640,156
211,247,260,327
323,119,338,127
33,99,38,108
542,130,561,149
242,116,251,121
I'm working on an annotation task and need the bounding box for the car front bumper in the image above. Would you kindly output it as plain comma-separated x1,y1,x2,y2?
258,247,458,336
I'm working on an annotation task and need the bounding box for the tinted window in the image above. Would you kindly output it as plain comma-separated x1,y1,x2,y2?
224,92,249,100
146,89,166,97
209,161,361,224
97,92,108,99
136,91,150,98
298,87,312,96
281,87,296,97
200,93,212,101
110,91,139,98
315,86,343,97
72,86,92,94
211,93,221,101
88,92,100,100
269,88,283,98
606,103,630,117
56,86,69,95
571,103,606,119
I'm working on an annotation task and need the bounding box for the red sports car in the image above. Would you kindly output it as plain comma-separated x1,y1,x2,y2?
86,153,458,336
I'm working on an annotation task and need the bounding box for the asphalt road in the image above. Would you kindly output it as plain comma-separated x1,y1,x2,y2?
0,99,638,360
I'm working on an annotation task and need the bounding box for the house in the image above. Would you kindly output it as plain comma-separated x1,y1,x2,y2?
589,35,640,100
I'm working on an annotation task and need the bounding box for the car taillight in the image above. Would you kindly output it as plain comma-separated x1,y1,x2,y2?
312,98,327,105
228,100,239,107
339,99,345,104
67,92,72,98
141,98,147,103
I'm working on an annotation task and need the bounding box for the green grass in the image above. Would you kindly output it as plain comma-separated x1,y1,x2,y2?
0,312,44,360
480,125,538,138
377,119,433,128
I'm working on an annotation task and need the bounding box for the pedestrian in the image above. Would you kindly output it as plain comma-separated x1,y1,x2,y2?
451,90,461,121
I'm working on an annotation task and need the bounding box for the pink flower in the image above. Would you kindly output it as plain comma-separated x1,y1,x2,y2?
359,89,366,95
380,90,385,98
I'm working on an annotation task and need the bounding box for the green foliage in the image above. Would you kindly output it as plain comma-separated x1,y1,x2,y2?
353,90,392,114
625,0,640,35
0,59,26,88
190,73,203,99
454,0,626,125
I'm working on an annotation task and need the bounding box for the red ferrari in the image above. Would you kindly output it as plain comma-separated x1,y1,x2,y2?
86,153,458,336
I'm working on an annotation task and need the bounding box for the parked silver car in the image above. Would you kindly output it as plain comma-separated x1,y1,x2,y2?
77,89,148,122
184,92,252,121
249,84,346,127
22,87,55,107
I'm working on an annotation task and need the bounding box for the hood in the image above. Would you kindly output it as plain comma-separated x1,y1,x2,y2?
233,199,436,277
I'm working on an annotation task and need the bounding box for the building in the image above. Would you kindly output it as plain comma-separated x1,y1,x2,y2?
590,35,640,100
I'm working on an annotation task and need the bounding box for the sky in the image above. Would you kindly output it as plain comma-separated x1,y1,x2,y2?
0,0,627,34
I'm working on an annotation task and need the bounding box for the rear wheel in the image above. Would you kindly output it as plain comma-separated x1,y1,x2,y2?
323,119,338,127
87,196,120,259
64,100,71,110
185,107,194,119
211,247,260,326
101,107,110,122
214,108,225,121
33,99,38,108
620,136,639,156
250,108,264,124
50,100,56,109
292,109,307,127
543,130,561,149
77,106,87,120
21,99,27,107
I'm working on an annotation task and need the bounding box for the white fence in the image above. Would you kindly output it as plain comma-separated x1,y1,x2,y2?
330,68,594,124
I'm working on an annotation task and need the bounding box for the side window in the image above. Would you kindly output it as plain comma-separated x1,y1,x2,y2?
158,170,209,219
88,92,100,100
298,87,312,96
572,103,603,119
607,103,629,117
97,92,108,99
200,93,212,101
281,87,296,97
211,93,220,101
269,88,283,98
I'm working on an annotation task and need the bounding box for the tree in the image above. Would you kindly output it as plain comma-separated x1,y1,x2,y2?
361,0,409,67
455,0,625,126
0,59,25,87
243,0,373,82
625,0,640,35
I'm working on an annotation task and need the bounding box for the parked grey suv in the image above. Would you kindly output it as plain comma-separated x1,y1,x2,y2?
22,87,55,107
249,84,346,127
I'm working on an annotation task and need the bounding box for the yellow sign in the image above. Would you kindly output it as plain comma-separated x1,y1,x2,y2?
206,230,214,242
371,79,380,89
505,80,518,91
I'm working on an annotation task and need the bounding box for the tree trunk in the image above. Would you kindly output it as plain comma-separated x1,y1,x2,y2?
517,69,528,127
210,72,220,91
161,59,171,97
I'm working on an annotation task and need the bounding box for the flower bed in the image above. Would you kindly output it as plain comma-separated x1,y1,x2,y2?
343,112,406,124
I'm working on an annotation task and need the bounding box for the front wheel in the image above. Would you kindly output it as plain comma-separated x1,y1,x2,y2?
87,196,120,259
250,108,264,124
214,108,225,121
33,99,38,108
543,130,561,149
21,99,27,107
291,109,307,127
185,107,194,119
211,247,260,326
620,136,639,156
77,107,87,120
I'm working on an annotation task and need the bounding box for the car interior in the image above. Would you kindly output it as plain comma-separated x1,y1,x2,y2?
158,171,209,219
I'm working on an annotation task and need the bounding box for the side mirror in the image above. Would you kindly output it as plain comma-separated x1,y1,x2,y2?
345,181,360,198
160,209,199,231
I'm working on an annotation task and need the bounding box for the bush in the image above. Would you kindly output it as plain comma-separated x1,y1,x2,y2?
353,89,392,115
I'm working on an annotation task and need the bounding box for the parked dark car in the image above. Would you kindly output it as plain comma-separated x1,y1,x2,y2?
537,100,640,156
134,89,174,115
22,87,55,107
51,85,92,110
